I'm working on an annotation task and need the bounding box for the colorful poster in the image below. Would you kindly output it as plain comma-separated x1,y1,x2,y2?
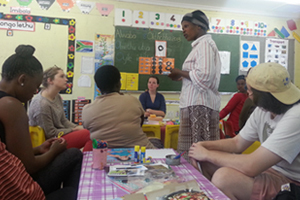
240,20,254,36
254,21,267,36
17,0,32,6
132,10,149,28
96,3,114,16
114,8,132,26
149,12,165,29
0,0,10,6
94,34,114,98
225,19,240,34
164,13,182,30
76,40,93,53
37,0,55,10
240,41,260,71
56,0,74,12
265,38,288,68
210,18,226,34
76,1,95,14
138,57,174,75
72,99,91,125
126,73,138,90
120,72,127,90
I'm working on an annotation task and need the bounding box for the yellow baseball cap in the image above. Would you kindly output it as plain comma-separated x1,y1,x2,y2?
246,62,300,105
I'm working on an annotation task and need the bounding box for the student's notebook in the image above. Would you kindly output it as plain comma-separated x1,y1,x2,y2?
107,148,135,163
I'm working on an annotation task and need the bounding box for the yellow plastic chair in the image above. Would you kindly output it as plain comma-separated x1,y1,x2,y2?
164,125,179,150
29,126,45,148
142,125,161,139
242,141,261,154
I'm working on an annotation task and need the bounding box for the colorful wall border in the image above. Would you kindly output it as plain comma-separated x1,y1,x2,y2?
0,12,75,94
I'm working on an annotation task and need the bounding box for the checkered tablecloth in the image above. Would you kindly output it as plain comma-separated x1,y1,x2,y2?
78,150,230,200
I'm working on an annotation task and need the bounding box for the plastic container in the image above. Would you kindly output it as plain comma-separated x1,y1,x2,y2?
165,154,181,166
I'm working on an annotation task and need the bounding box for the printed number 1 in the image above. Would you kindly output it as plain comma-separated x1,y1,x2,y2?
138,11,143,19
155,13,160,20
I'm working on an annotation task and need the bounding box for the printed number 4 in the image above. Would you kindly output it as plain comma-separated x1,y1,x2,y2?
170,15,175,21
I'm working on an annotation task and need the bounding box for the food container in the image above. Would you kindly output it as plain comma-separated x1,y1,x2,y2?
165,154,181,166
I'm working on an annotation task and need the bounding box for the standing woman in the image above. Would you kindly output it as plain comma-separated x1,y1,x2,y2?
139,76,166,118
29,66,92,151
0,45,82,199
168,10,221,161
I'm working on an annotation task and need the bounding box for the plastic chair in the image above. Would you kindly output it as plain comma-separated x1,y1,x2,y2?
29,126,45,148
221,120,236,138
142,125,161,139
164,125,179,150
242,141,261,154
219,120,226,139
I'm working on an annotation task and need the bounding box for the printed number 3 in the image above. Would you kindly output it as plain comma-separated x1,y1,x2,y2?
155,13,160,20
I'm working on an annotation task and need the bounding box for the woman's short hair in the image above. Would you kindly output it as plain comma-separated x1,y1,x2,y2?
42,65,63,88
94,65,120,93
1,45,43,80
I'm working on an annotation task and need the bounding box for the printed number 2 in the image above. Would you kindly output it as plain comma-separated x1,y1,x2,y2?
138,11,143,19
155,13,160,20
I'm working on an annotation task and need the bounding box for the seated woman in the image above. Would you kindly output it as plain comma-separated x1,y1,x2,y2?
219,75,248,134
28,66,92,151
139,76,166,118
82,65,155,149
0,45,82,199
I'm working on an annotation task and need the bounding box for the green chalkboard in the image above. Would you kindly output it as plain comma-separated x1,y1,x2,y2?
210,33,240,92
114,26,240,92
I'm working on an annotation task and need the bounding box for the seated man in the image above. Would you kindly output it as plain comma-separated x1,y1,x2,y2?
189,62,300,200
82,65,154,149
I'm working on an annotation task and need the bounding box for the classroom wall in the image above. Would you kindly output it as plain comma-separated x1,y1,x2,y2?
0,0,299,106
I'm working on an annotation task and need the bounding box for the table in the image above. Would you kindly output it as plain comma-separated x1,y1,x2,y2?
77,149,230,200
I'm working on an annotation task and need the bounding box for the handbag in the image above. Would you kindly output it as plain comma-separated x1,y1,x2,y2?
273,183,300,200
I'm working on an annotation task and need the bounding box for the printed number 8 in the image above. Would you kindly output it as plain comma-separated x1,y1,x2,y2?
231,20,235,26
165,61,172,70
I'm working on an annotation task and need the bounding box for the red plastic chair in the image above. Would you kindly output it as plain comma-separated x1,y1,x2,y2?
221,120,236,138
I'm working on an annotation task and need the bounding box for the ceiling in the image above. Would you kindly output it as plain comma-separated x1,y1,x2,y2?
118,0,300,19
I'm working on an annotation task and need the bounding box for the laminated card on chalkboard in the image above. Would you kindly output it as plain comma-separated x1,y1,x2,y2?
132,10,149,28
149,12,165,29
164,13,182,30
155,40,167,57
114,8,132,26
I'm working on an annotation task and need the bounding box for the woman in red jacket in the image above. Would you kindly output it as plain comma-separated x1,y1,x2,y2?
219,75,248,134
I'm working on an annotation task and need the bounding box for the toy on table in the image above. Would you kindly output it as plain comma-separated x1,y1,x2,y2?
92,139,108,170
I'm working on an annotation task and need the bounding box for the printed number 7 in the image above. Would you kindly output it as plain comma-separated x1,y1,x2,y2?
216,19,221,25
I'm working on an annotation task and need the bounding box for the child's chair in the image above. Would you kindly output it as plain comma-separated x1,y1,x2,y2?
29,126,45,148
221,120,236,138
142,125,161,139
242,141,261,154
164,125,179,150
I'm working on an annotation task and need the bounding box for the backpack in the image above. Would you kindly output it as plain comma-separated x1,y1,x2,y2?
273,183,300,200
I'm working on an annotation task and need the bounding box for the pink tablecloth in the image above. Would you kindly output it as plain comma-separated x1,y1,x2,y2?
78,150,229,200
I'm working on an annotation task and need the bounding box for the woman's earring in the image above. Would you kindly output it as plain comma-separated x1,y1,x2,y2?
21,83,24,86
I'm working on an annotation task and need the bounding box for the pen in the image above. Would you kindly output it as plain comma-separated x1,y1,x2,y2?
144,193,148,200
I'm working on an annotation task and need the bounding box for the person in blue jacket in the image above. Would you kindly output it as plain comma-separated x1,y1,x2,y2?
139,76,166,118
